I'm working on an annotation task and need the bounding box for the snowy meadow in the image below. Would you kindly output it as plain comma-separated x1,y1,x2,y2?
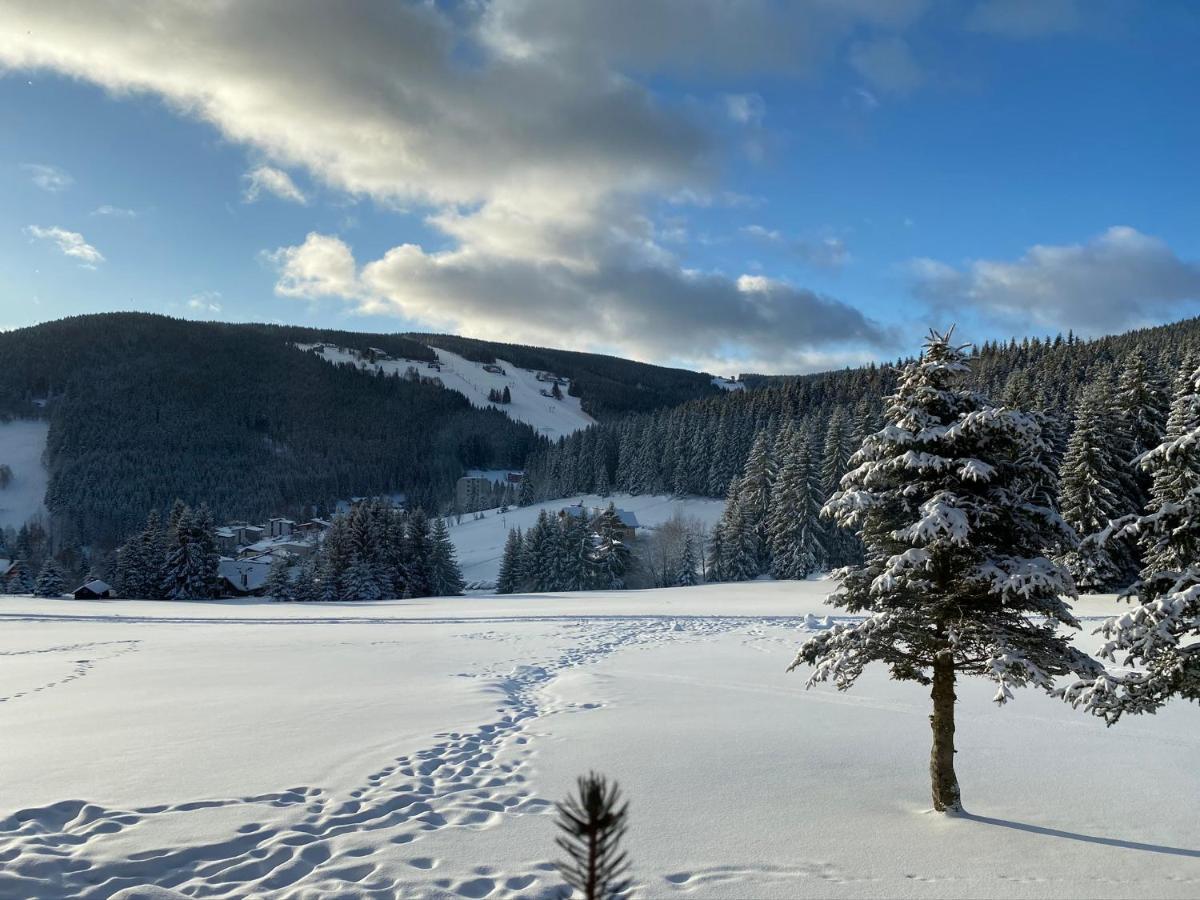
1,582,1197,899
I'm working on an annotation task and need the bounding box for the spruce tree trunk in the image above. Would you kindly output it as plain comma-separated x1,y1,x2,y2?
929,653,961,812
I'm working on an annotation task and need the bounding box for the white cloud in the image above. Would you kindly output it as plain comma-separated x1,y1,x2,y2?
243,165,307,204
0,0,909,368
91,204,137,217
186,291,223,313
25,225,104,267
21,163,72,192
269,233,361,300
848,35,924,95
268,231,891,371
909,227,1200,333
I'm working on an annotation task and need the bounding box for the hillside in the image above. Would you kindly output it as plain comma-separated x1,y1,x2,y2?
406,333,722,418
0,314,540,545
300,342,598,441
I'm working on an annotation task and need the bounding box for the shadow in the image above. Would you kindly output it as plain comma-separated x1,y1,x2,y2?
961,813,1200,858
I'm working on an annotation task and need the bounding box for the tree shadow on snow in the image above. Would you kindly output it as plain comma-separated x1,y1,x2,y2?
963,813,1200,858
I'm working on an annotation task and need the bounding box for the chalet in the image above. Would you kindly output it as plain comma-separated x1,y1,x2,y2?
505,472,524,484
267,517,296,539
73,580,113,600
214,526,240,556
456,475,492,512
217,557,273,597
295,519,330,538
482,364,505,375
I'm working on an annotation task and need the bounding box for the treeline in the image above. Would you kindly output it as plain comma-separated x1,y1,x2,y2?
495,504,637,593
0,314,542,548
520,318,1200,517
113,499,463,601
412,333,720,418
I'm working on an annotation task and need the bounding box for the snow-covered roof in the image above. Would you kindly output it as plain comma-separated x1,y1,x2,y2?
218,558,272,592
76,579,111,594
0,558,13,577
561,506,640,528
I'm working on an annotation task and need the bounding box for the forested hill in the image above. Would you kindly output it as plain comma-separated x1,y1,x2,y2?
0,314,539,545
521,316,1200,504
407,333,720,417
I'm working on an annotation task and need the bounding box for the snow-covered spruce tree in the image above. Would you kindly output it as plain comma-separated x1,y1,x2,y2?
264,556,295,602
115,510,165,600
160,505,218,601
1114,348,1169,461
768,431,826,580
1059,357,1200,722
705,521,727,583
675,533,699,586
1058,384,1139,590
592,503,632,590
788,328,1100,812
721,496,761,582
34,558,66,598
496,527,524,594
429,517,465,596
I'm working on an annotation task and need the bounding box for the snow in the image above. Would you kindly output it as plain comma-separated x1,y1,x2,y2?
1,583,1197,899
298,343,597,441
446,493,727,588
0,419,50,529
711,376,744,392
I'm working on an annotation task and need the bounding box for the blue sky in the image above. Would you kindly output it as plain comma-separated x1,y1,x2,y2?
3,1,1199,374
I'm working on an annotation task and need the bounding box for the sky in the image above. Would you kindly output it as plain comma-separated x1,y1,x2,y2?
2,0,1199,375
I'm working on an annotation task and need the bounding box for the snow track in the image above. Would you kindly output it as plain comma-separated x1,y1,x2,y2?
0,612,803,899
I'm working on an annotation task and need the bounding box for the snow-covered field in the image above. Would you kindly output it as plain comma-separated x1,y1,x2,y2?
0,419,49,529
1,582,1197,899
299,343,596,440
447,494,726,587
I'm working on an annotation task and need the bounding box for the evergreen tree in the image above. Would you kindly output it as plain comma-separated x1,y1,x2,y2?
767,433,826,580
345,553,383,602
721,496,761,582
1062,357,1200,721
592,504,632,590
789,329,1100,812
115,510,165,600
1059,385,1138,590
429,517,465,596
1114,348,1169,460
496,527,524,594
554,773,631,900
160,505,217,600
264,556,295,601
674,533,699,586
705,521,727,584
34,558,66,598
405,509,434,597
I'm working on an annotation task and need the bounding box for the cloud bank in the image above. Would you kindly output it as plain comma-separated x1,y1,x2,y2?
911,226,1200,334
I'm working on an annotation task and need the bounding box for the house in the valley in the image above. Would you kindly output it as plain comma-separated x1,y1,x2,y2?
217,557,274,597
73,579,113,600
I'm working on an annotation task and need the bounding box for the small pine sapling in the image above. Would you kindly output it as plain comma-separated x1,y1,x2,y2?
555,772,632,900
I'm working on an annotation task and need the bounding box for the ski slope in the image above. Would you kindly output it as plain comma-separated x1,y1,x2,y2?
0,419,50,529
446,493,727,588
0,584,1196,899
298,343,596,441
